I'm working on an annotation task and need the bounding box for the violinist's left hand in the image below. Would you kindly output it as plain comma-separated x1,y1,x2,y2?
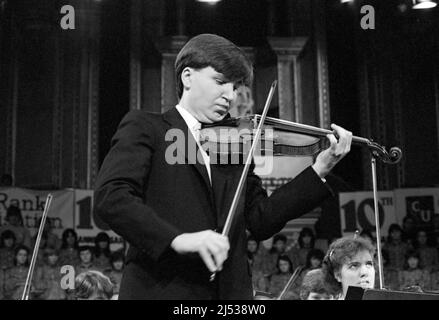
311,124,352,179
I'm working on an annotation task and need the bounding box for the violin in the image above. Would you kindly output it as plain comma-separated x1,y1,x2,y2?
208,80,402,284
200,115,402,165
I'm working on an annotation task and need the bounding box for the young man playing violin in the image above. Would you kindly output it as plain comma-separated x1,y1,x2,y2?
94,33,353,300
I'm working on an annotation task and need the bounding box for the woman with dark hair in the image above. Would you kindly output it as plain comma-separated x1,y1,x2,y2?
413,229,439,273
94,232,112,271
398,250,430,291
267,255,299,299
0,230,17,269
58,229,80,267
4,245,32,299
294,227,316,267
105,250,126,299
0,206,32,248
322,236,376,299
382,223,409,270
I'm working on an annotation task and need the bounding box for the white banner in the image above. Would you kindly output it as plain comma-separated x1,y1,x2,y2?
0,187,74,238
339,191,396,237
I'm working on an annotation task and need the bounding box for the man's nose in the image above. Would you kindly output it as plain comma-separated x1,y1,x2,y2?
222,83,236,103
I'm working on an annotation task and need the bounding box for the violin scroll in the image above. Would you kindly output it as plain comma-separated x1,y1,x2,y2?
367,141,402,164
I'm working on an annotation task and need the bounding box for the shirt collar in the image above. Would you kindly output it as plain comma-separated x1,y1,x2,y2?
175,104,201,132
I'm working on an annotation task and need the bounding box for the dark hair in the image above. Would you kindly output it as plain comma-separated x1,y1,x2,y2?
14,244,30,266
414,228,431,248
94,232,111,258
305,249,325,269
174,33,253,99
110,250,125,265
74,270,114,300
0,230,16,248
272,233,287,244
78,245,94,255
298,227,315,249
387,223,403,242
322,236,376,294
404,250,422,270
276,254,293,274
6,205,23,226
300,268,336,300
61,228,78,249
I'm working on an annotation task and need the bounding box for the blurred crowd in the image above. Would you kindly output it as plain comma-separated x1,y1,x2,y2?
0,205,124,300
247,214,439,299
2,201,439,300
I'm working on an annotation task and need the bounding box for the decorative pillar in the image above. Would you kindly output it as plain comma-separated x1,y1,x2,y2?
130,0,142,110
155,35,188,113
312,0,331,129
268,37,308,122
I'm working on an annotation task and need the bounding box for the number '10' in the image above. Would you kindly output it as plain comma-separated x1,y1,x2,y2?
341,199,385,232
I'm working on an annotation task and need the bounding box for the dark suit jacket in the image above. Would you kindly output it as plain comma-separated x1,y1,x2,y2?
94,107,333,300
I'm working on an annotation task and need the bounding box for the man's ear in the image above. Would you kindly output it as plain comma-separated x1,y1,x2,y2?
181,67,193,90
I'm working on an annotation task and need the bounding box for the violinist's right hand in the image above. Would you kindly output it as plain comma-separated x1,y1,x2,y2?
170,230,230,273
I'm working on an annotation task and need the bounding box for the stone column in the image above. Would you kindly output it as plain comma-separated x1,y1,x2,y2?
268,37,308,122
155,36,188,113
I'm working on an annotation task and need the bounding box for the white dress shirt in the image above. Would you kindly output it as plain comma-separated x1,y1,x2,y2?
176,105,212,184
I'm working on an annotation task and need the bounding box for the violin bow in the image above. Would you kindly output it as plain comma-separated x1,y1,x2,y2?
276,265,304,300
21,193,53,300
210,80,277,281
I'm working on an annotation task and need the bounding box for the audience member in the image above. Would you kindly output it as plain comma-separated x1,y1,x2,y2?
34,248,66,300
58,229,80,267
267,255,299,300
398,250,430,291
383,223,409,270
0,206,32,248
105,250,125,299
0,230,17,270
94,232,112,271
413,229,439,273
4,245,32,300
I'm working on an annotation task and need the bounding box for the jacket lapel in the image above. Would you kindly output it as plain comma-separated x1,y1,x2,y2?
163,107,213,195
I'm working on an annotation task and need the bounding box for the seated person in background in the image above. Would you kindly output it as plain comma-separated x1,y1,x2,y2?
300,268,336,300
94,232,112,271
105,250,125,299
382,223,409,271
265,234,298,275
398,250,430,291
267,254,299,300
75,245,101,275
4,245,32,300
58,229,80,267
291,227,316,267
322,236,375,300
0,206,32,249
32,218,61,253
413,229,439,273
0,230,17,270
34,248,66,300
74,270,114,300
